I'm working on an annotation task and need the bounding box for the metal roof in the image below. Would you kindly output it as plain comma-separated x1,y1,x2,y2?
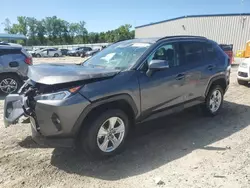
135,13,250,29
0,33,26,40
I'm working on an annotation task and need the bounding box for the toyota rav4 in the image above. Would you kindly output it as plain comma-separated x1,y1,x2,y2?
4,36,230,159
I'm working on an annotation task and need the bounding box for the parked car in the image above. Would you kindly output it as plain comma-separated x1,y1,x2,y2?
28,48,44,57
237,58,250,85
82,48,100,58
0,43,32,94
219,44,234,64
35,48,62,57
67,47,92,56
4,36,230,159
60,49,69,56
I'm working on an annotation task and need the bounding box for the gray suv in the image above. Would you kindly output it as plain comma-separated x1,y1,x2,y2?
4,36,230,159
0,43,32,94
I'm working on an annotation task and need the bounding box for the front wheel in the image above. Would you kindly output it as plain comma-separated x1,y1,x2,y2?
80,109,129,159
54,53,59,57
203,85,224,116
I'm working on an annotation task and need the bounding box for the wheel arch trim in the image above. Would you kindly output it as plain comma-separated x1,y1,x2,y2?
71,94,138,136
204,74,227,97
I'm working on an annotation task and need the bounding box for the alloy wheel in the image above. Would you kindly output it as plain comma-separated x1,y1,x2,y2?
97,117,125,152
0,78,18,94
209,89,222,113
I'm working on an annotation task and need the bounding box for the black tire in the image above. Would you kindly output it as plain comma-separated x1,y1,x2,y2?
54,53,59,57
80,109,129,159
0,74,22,95
237,79,248,85
36,54,41,58
202,85,224,116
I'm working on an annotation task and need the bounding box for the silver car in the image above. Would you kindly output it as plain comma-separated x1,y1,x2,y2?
0,43,32,94
35,48,62,57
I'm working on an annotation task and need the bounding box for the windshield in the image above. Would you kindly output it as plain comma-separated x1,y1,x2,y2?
83,40,151,70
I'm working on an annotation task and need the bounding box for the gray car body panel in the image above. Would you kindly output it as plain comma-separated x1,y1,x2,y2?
35,93,90,137
79,71,141,113
27,64,120,85
0,45,29,78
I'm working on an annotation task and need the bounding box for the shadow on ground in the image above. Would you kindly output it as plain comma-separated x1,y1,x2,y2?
20,101,250,180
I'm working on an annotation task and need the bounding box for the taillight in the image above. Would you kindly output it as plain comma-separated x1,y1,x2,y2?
25,57,33,65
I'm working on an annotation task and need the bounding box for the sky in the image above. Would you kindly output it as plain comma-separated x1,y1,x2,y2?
0,0,249,33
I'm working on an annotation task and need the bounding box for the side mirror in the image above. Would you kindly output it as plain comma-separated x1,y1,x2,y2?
146,59,169,76
148,59,169,70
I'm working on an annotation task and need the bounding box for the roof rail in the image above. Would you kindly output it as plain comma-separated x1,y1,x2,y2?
158,35,207,41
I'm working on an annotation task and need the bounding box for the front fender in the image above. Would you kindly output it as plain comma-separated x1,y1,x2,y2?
71,94,138,136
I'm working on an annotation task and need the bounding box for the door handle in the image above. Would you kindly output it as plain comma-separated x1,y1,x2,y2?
176,73,185,80
207,65,215,71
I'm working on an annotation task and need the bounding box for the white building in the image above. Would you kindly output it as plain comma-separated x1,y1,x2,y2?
135,13,250,53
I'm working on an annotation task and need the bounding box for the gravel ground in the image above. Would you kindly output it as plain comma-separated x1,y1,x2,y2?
0,58,250,188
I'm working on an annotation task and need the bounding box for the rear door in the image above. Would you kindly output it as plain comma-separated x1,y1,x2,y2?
177,40,217,101
48,49,56,56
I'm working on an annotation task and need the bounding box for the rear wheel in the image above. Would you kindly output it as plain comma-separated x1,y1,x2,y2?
36,54,41,58
0,74,22,94
54,53,59,57
203,85,224,116
237,79,248,85
80,109,129,159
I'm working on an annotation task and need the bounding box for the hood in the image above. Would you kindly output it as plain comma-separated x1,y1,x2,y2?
28,63,120,85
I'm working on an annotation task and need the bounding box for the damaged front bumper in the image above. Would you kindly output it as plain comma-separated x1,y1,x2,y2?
4,91,91,147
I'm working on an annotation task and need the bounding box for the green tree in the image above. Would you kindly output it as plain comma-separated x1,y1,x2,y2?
27,17,38,45
17,16,28,36
88,32,99,43
36,20,46,45
2,18,12,33
2,16,135,45
69,23,80,43
9,24,19,34
78,21,88,43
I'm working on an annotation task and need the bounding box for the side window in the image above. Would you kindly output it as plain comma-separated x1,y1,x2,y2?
179,42,204,65
49,49,56,51
148,43,179,68
205,43,217,61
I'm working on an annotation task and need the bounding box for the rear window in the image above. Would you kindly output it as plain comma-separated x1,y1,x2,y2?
179,41,204,65
205,43,217,61
0,48,21,56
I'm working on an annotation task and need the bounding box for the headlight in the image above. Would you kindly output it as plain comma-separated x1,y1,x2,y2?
34,86,82,101
35,91,71,101
240,62,248,68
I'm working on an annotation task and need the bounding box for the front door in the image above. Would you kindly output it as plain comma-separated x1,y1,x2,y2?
138,42,187,116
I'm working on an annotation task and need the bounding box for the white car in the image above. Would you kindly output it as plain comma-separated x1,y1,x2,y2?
35,48,62,57
237,58,250,85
